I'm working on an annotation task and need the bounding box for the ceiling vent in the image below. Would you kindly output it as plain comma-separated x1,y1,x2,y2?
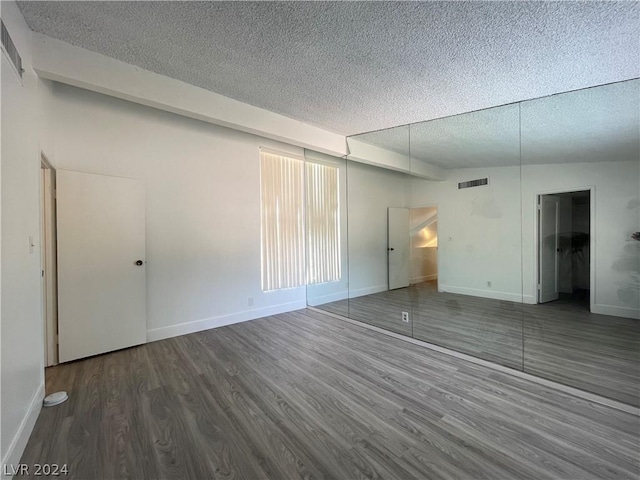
458,178,489,189
1,20,23,78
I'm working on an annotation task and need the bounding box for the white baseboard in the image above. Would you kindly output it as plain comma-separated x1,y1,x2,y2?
522,294,536,305
348,284,388,299
411,274,437,284
307,291,349,305
439,284,528,303
592,304,640,320
1,383,45,479
146,300,307,342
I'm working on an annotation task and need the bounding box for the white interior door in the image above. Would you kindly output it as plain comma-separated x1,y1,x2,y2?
57,170,146,362
388,207,410,290
539,194,560,303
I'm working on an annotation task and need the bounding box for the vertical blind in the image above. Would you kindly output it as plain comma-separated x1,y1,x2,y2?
260,150,305,291
260,149,341,291
306,162,341,284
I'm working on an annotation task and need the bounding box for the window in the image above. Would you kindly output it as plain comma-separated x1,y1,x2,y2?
260,149,342,291
260,149,305,291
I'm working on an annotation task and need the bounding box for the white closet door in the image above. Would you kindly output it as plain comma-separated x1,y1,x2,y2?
57,170,146,362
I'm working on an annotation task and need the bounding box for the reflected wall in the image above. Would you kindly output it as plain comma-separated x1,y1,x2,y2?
519,80,640,406
346,158,412,336
409,104,524,370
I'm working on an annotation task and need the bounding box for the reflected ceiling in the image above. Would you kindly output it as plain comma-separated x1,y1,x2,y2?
350,80,639,169
410,104,520,169
521,80,639,165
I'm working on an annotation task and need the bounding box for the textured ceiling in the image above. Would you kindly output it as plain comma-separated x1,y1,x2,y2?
17,1,640,136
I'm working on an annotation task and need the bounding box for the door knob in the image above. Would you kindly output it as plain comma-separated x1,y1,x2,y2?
135,260,144,266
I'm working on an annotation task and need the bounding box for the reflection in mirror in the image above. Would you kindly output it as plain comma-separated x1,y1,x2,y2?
409,103,524,369
347,125,411,173
346,160,413,336
304,151,349,317
520,79,640,406
410,104,521,170
410,206,438,284
339,80,638,406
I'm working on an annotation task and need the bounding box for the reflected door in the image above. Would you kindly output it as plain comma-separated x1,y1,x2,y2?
539,194,560,303
388,207,410,290
57,170,147,362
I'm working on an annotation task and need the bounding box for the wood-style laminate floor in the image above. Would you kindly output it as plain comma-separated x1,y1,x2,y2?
20,309,639,479
317,282,640,406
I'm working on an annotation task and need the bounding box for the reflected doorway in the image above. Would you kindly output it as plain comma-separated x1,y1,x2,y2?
537,189,592,312
410,206,438,291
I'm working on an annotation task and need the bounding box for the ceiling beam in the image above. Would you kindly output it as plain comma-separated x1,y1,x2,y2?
31,33,348,157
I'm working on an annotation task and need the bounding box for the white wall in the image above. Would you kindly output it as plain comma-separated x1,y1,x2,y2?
412,166,524,302
347,162,410,297
42,81,308,341
521,160,640,318
1,0,46,470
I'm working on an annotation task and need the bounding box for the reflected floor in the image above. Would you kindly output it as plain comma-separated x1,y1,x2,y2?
314,282,640,407
411,281,523,370
311,289,413,337
523,291,639,407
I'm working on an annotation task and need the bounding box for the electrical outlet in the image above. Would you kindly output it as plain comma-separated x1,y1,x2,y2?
487,281,492,287
248,297,254,306
402,311,410,323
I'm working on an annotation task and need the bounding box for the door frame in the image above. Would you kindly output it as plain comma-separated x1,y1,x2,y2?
534,186,595,312
40,153,58,366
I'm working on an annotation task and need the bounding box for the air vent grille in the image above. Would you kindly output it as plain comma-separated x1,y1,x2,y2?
458,178,489,189
1,20,23,78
